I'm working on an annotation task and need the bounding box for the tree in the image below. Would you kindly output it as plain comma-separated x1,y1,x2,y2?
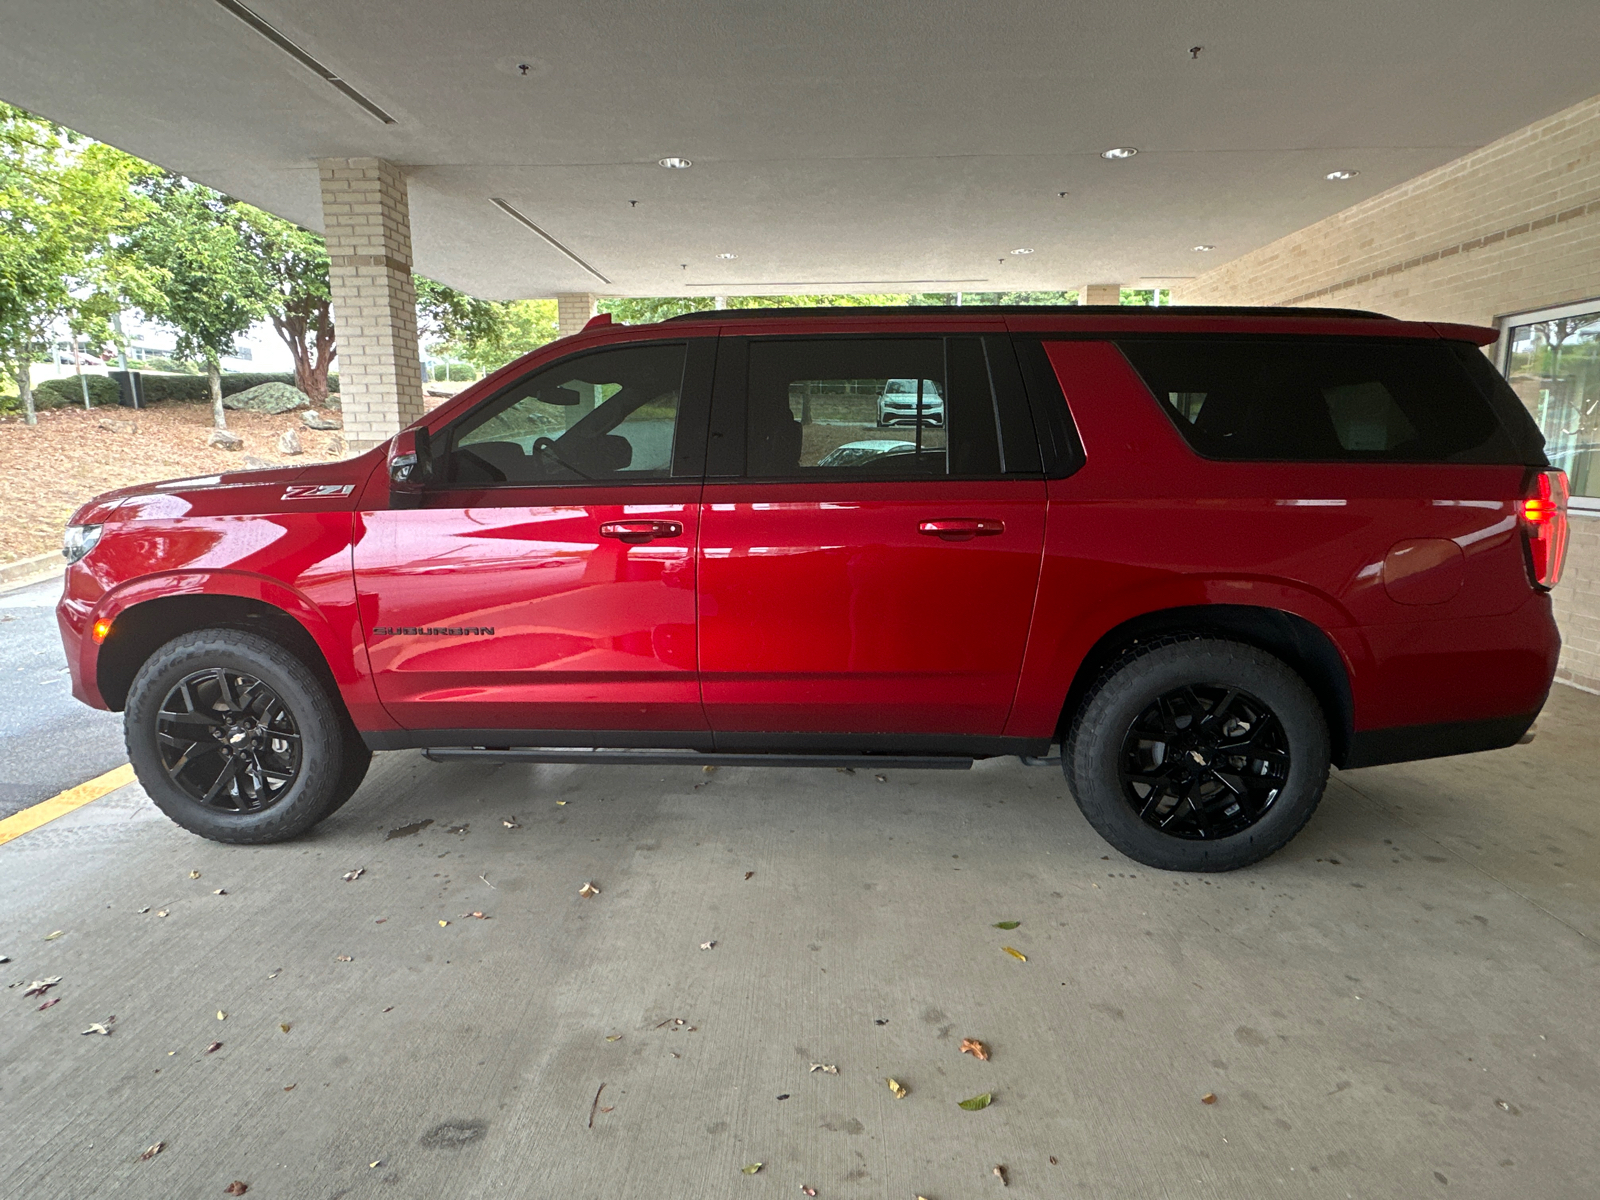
0,103,150,424
127,175,271,427
239,206,335,403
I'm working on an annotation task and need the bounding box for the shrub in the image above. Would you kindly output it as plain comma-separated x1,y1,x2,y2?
33,375,122,408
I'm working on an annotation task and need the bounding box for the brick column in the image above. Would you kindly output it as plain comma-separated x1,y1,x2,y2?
318,157,424,454
556,293,599,337
1081,284,1123,306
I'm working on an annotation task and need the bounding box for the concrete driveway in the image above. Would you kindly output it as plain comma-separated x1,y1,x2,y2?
2,687,1597,1199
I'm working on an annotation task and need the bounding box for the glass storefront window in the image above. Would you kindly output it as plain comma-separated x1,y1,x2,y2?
1503,303,1600,501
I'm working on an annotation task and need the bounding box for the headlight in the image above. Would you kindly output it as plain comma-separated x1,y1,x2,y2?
63,524,102,564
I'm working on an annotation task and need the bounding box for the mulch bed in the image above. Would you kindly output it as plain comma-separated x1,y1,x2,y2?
0,401,344,565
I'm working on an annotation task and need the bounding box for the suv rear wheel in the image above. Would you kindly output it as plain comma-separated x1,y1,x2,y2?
1064,636,1330,872
125,628,366,844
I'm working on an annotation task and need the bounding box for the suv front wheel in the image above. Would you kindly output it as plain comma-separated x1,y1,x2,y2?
1064,637,1331,872
125,628,368,843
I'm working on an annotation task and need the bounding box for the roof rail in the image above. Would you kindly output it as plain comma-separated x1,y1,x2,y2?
660,304,1395,323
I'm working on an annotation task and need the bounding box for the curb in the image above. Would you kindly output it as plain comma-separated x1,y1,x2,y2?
0,550,62,592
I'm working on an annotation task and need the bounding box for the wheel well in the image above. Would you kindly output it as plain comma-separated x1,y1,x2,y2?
97,594,345,716
1057,605,1355,766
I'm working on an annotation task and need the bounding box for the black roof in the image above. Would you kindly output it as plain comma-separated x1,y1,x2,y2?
662,304,1394,323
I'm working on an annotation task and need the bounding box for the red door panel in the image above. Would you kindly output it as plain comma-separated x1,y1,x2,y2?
353,485,704,732
698,479,1047,735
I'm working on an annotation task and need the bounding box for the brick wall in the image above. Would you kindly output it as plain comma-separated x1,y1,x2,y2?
1177,91,1600,693
318,157,425,454
557,294,598,338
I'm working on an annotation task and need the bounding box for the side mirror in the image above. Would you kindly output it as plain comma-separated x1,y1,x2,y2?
389,426,435,508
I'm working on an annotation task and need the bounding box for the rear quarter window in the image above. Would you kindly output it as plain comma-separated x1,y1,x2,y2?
1118,338,1533,464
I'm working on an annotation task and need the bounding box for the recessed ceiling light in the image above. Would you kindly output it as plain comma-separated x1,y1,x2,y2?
1010,247,1034,255
1192,244,1214,252
715,252,738,259
1325,168,1358,181
1101,146,1138,160
658,156,692,169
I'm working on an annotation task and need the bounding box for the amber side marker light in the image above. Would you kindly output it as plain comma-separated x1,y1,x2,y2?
92,618,113,644
1521,469,1570,588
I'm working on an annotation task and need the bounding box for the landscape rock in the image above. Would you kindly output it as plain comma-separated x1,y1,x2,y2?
277,428,304,455
207,428,244,451
243,455,272,470
324,434,345,457
97,418,137,434
301,410,340,431
223,382,310,415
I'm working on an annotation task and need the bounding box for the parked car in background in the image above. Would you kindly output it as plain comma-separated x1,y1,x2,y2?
57,304,1566,871
877,377,944,426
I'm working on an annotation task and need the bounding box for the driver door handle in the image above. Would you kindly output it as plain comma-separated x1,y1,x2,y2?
600,519,684,544
919,518,1004,541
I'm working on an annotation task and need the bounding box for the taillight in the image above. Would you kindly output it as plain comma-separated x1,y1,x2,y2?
1521,469,1570,588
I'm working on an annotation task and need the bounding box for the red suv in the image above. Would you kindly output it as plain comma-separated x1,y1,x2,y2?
56,306,1568,871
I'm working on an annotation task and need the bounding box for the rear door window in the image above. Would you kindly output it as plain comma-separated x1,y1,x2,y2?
1119,338,1528,463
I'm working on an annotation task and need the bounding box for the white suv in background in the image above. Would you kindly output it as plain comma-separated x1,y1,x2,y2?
876,378,944,426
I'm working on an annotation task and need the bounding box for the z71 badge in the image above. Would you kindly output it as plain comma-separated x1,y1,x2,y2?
282,484,355,499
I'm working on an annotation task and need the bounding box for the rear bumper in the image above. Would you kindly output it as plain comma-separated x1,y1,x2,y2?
1342,709,1541,769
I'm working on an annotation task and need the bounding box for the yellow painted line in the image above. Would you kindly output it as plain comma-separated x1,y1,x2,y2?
0,764,136,847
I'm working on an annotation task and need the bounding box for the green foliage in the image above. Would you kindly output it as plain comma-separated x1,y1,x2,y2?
31,374,121,409
125,174,273,406
0,101,154,422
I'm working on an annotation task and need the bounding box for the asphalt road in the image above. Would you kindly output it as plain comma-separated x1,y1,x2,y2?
0,573,126,819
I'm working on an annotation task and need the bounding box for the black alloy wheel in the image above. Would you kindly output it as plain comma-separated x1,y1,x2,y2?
156,667,302,811
1063,636,1330,872
126,628,366,843
1118,684,1290,839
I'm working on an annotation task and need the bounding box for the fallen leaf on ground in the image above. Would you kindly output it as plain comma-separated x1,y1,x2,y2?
1049,1155,1058,1164
81,1022,114,1036
887,1078,909,1099
1201,1093,1217,1105
993,1164,1009,1186
960,1038,990,1061
502,818,520,828
809,1063,838,1074
741,1163,763,1175
599,1105,614,1113
206,1042,222,1053
343,868,365,882
189,871,201,879
700,940,716,950
224,1182,249,1195
1002,946,1027,962
579,882,600,897
703,765,717,774
280,1023,291,1033
958,1092,993,1111
22,977,61,997
44,930,63,940
335,955,353,962
37,997,60,1010
802,1188,817,1197
874,774,886,782
156,910,169,918
139,1142,165,1162
136,908,149,914
605,1034,622,1042
267,969,280,979
369,1161,382,1169
874,1018,888,1025
993,921,1020,930
213,889,227,896
217,1011,227,1020
283,1084,295,1091
555,800,567,806
461,911,490,919
744,871,755,880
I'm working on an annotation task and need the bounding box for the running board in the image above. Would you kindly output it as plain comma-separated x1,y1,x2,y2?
422,747,974,770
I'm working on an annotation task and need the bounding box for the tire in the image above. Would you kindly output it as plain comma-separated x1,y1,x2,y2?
1063,636,1330,872
124,628,358,844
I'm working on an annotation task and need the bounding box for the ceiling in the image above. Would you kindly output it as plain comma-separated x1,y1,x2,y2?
2,0,1598,299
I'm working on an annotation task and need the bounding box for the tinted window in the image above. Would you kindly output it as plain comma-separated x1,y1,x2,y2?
1119,339,1524,463
447,343,686,484
742,337,1003,479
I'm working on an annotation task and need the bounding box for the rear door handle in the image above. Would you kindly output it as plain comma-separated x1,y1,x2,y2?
600,519,683,544
919,518,1004,541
